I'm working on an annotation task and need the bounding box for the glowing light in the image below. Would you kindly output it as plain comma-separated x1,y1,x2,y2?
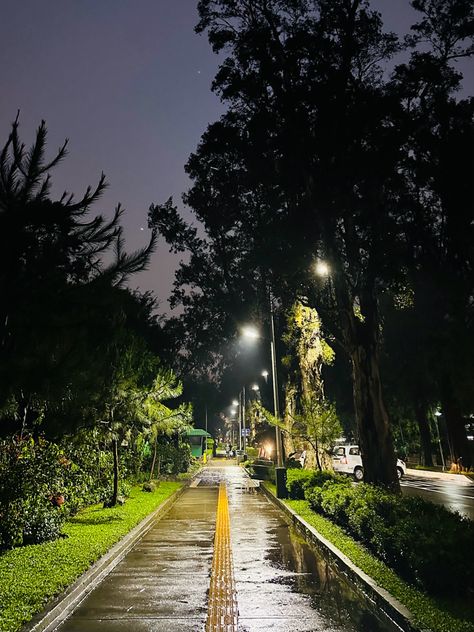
315,260,330,276
261,370,269,378
232,399,238,406
251,384,259,391
241,325,260,340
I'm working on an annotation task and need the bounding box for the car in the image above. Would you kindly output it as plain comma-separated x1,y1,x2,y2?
332,444,406,481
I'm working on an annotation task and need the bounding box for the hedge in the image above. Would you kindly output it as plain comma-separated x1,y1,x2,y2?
300,471,474,597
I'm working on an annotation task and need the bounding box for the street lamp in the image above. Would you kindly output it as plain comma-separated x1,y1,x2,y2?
261,370,269,382
241,303,287,498
434,410,446,471
241,325,260,339
251,384,259,392
314,260,330,277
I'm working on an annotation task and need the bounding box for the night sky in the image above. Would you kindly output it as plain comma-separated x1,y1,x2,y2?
1,1,472,312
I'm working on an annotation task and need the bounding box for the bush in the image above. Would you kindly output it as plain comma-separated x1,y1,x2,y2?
288,468,349,500
154,440,192,475
0,437,68,548
301,474,474,596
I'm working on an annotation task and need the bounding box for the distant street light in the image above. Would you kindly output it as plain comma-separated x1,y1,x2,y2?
232,399,239,406
315,260,330,277
261,370,269,382
251,384,259,391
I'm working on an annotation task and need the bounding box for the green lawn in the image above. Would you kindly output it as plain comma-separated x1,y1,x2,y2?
264,484,474,632
0,482,181,632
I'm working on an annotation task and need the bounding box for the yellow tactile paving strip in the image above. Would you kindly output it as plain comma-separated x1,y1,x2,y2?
206,482,238,631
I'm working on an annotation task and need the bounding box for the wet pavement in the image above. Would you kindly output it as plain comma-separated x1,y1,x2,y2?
401,474,474,521
56,486,217,631
55,462,401,632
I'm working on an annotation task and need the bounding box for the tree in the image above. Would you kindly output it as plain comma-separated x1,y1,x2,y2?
282,301,338,468
153,0,403,487
390,0,474,467
0,117,156,437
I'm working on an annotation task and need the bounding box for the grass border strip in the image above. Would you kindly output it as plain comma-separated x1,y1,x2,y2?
260,484,425,632
22,484,186,632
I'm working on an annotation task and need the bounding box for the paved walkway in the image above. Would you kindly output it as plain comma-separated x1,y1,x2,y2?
55,463,399,632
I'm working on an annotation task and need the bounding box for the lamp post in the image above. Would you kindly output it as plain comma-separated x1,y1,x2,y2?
269,298,287,497
434,410,446,471
241,299,287,498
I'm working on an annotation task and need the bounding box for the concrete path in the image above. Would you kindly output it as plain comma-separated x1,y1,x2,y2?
56,487,217,631
54,462,399,632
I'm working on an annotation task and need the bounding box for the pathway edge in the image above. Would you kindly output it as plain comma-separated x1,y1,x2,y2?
21,484,187,632
260,484,428,632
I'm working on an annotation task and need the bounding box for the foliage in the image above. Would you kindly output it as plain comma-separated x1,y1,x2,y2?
154,439,192,476
0,482,181,632
0,118,156,438
304,475,474,596
284,498,474,632
0,436,68,548
286,468,348,500
290,397,342,470
150,0,474,486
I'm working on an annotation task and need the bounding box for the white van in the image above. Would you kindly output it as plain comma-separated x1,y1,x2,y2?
332,445,406,481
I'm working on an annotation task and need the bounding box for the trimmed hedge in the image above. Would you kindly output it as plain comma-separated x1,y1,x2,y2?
286,468,349,500
303,472,474,597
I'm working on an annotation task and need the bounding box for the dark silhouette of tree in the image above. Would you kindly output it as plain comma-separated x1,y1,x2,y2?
151,0,473,487
0,117,157,437
390,0,474,467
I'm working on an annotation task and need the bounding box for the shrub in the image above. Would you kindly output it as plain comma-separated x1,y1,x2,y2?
0,437,68,548
286,469,315,499
301,474,474,597
287,468,347,500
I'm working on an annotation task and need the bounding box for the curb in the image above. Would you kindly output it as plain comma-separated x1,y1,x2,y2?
22,484,186,632
260,485,426,632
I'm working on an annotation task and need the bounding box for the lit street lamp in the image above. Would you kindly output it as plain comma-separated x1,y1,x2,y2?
314,260,330,277
261,370,269,382
241,299,287,498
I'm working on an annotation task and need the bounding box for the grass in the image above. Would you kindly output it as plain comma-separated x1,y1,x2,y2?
264,483,474,632
0,481,181,632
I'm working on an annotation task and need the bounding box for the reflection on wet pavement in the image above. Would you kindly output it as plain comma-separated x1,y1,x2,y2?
401,475,474,521
55,487,218,632
202,465,400,632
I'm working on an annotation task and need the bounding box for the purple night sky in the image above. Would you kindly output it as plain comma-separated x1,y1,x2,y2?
1,1,472,313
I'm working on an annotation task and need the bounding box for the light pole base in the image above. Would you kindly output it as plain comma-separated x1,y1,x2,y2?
275,466,287,499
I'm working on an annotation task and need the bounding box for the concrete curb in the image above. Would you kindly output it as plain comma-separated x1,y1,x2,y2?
22,484,187,632
260,485,427,632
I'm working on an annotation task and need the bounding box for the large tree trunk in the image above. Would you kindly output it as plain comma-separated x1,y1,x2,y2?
334,273,400,491
346,289,400,491
414,401,433,467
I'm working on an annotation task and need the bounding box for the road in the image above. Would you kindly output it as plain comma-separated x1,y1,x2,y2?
401,473,474,521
